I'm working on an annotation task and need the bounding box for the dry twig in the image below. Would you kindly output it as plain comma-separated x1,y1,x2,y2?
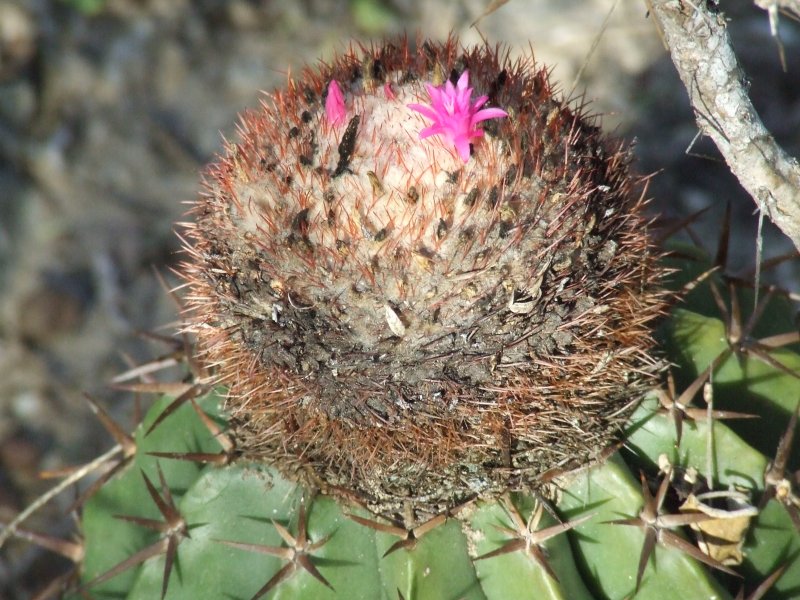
647,0,800,250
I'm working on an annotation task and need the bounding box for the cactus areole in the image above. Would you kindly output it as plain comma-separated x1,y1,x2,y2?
181,38,666,517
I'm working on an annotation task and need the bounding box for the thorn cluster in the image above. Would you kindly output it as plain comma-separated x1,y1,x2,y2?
606,469,738,592
84,465,189,600
474,496,591,581
657,369,755,447
216,504,332,599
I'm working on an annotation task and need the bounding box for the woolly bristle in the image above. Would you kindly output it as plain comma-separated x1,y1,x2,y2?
179,37,668,517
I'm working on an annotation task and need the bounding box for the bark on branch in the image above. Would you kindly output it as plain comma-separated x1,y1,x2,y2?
647,0,800,250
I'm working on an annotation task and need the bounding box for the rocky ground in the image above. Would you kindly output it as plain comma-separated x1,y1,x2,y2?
0,0,798,596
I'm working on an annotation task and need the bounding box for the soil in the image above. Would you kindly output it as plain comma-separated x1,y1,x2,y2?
0,0,797,597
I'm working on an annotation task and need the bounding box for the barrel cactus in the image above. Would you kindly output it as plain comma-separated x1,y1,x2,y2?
8,37,800,600
179,36,665,518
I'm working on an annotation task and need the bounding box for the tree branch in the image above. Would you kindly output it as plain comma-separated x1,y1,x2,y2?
646,0,800,250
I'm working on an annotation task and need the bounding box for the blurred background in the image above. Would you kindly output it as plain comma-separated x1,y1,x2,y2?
0,0,798,596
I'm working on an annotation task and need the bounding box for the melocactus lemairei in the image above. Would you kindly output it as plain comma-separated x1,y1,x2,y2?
181,37,666,517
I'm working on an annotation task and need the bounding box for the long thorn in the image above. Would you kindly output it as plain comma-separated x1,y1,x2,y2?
0,444,122,549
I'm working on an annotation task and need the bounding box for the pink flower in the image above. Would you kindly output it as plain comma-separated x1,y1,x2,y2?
408,70,508,162
325,80,346,126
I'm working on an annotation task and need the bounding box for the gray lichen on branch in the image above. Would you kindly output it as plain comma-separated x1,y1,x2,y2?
647,0,800,250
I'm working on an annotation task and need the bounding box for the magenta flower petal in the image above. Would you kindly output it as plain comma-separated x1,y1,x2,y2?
407,70,507,162
472,107,509,124
471,96,489,111
454,138,472,162
407,103,441,122
325,80,346,126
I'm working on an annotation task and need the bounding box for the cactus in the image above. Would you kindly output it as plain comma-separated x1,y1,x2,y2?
179,36,666,518
4,36,800,600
